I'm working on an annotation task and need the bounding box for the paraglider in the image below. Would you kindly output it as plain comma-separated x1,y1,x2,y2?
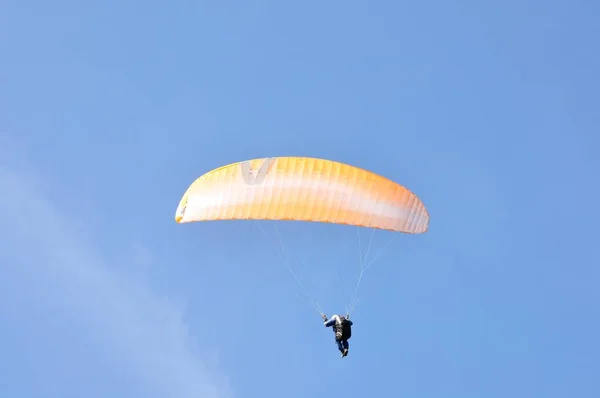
322,313,353,357
175,156,429,357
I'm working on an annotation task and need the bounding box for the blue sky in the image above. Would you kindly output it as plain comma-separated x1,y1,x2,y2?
2,1,599,397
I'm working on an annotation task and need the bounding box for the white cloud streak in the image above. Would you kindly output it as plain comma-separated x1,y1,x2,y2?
0,154,233,398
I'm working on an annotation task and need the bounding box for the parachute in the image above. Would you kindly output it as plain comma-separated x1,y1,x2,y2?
175,156,429,314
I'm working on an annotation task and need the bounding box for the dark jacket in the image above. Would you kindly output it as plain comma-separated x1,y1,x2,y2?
324,315,353,341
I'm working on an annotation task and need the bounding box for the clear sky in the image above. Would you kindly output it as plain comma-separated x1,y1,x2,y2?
2,1,599,397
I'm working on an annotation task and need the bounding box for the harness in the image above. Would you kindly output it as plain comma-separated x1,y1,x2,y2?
334,317,352,341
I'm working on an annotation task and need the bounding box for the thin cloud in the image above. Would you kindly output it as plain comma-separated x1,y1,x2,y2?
0,154,233,398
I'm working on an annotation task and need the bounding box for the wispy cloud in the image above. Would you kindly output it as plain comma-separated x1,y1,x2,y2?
0,147,233,398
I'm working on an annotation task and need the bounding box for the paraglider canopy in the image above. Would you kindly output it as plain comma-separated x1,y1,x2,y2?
175,156,429,233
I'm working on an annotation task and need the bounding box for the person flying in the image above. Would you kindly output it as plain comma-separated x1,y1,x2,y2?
321,313,353,358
